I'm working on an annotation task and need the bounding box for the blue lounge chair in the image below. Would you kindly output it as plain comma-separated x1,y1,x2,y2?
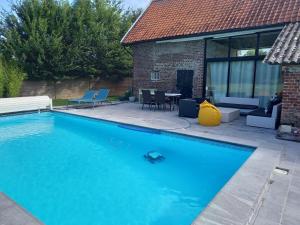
68,90,96,107
82,89,110,107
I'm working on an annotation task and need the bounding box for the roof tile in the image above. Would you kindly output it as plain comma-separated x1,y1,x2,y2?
122,0,300,44
264,22,300,64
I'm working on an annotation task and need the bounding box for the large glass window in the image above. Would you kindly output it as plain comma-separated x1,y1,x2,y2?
259,31,280,56
207,39,229,58
230,34,257,57
254,61,282,107
206,62,228,103
229,61,255,97
205,31,282,106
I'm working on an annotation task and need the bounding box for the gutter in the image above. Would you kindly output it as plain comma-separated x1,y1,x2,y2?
123,23,286,46
120,0,153,44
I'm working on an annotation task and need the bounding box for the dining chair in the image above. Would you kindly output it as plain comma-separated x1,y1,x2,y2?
154,91,171,111
142,90,155,110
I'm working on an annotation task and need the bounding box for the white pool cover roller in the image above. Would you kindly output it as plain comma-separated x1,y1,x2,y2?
0,96,52,114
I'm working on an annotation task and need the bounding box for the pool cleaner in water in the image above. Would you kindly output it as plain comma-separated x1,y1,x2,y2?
144,151,165,163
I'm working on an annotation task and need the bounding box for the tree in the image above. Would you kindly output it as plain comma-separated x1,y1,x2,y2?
0,0,74,81
0,57,4,97
0,0,141,82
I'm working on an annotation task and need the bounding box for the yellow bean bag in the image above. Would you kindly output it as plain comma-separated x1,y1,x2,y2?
198,100,221,126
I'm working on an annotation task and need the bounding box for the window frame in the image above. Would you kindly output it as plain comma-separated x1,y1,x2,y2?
203,30,281,98
150,71,160,81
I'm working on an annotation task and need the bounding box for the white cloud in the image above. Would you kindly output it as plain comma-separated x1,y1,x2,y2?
123,0,150,9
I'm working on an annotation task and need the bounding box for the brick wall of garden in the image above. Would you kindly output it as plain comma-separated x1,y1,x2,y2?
281,65,300,126
21,77,132,99
132,40,205,97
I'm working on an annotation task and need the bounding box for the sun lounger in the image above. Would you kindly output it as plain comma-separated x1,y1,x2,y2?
68,90,96,106
82,89,110,107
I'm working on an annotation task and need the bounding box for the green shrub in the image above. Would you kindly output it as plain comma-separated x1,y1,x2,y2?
0,58,25,97
0,59,4,97
5,62,25,97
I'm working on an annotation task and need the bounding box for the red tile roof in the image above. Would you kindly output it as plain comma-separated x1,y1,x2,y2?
122,0,300,45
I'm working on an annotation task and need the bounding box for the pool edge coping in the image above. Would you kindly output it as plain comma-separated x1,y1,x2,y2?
0,192,44,225
53,110,258,149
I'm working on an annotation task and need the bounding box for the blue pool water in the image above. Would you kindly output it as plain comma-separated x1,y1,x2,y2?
0,112,253,225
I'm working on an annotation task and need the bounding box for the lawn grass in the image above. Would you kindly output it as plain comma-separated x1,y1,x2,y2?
53,99,69,107
52,96,120,107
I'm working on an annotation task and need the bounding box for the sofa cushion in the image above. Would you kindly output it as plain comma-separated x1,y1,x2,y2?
267,97,282,115
193,97,209,104
215,103,258,110
248,108,272,117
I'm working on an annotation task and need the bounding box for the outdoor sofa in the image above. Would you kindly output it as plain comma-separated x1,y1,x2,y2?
215,97,259,115
246,103,282,129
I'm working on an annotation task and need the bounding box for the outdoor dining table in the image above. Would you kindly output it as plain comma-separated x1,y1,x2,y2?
165,93,181,110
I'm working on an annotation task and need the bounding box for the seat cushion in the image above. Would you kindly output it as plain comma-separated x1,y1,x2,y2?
267,97,282,114
193,97,209,104
215,103,258,110
248,108,272,117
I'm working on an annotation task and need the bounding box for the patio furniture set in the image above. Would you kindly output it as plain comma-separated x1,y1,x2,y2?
70,88,281,130
140,89,181,111
178,96,282,129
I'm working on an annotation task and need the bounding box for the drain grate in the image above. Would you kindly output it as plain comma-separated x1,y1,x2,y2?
273,167,289,175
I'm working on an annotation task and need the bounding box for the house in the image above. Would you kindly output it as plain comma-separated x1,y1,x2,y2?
264,22,300,126
121,0,300,124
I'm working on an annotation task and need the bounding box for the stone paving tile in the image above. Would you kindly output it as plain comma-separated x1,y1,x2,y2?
253,217,280,225
195,192,253,225
291,176,300,189
254,199,283,223
193,212,243,225
0,193,43,225
0,194,14,208
286,188,300,207
281,216,300,225
265,176,290,203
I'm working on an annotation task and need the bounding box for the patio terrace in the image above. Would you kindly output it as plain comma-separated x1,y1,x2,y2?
57,102,300,225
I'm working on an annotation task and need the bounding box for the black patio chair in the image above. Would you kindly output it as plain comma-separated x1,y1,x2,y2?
154,91,171,111
142,90,155,110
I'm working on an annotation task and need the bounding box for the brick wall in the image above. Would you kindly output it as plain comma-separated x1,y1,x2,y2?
281,65,300,126
21,77,132,99
132,40,205,97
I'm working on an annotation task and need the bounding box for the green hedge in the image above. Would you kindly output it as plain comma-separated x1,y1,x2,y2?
0,60,4,97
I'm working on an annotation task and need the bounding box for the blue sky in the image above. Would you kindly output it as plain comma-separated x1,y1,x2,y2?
0,0,150,11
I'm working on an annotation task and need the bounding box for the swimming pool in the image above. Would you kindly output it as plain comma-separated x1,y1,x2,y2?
0,112,253,225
